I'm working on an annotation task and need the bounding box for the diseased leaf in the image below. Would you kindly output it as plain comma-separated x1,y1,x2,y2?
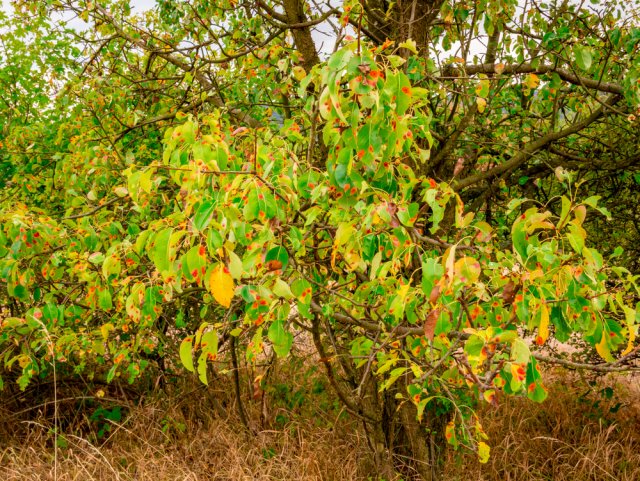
265,246,289,272
454,256,481,284
424,308,440,341
151,228,173,273
179,337,194,373
536,303,550,345
524,73,540,89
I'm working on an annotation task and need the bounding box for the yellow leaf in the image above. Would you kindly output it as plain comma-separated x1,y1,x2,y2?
443,245,457,287
399,39,418,54
478,441,490,464
523,267,544,281
621,306,637,355
476,96,487,113
536,302,549,345
18,355,30,368
344,249,361,271
209,264,234,308
100,322,114,340
397,282,411,301
596,331,615,362
525,73,540,89
292,66,306,81
454,256,481,284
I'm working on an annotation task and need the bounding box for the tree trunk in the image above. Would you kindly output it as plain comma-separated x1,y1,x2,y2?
363,376,449,481
365,0,445,54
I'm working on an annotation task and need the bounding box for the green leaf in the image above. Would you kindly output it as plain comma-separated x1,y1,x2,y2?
227,250,243,279
550,304,571,342
526,358,548,402
511,338,530,364
193,200,216,231
399,39,418,54
265,246,289,272
327,47,353,70
151,228,173,273
379,367,407,391
98,289,113,310
268,319,293,358
180,337,195,373
197,329,218,384
574,46,593,70
273,278,294,299
106,365,118,383
511,217,528,261
567,222,585,254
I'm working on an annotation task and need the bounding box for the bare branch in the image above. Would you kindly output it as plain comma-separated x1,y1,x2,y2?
460,63,624,95
454,94,621,190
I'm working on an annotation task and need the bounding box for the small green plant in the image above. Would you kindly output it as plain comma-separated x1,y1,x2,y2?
89,406,122,439
160,416,187,437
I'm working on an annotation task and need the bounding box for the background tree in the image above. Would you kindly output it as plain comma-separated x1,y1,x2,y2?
1,0,639,479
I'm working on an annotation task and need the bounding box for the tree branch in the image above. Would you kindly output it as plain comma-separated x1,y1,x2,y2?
454,94,621,191
94,6,262,129
459,63,624,95
532,353,640,373
62,197,123,220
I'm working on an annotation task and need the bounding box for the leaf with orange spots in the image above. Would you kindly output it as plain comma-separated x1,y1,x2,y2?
454,256,481,284
445,420,458,448
524,73,539,89
197,329,218,385
179,336,194,373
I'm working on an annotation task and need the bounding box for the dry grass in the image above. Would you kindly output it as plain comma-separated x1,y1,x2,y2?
0,411,368,480
445,370,640,481
1,368,639,481
0,363,373,481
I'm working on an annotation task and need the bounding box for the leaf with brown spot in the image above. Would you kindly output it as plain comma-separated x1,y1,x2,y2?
424,308,440,341
501,280,520,306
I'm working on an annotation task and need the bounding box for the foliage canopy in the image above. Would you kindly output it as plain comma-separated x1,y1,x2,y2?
1,0,639,478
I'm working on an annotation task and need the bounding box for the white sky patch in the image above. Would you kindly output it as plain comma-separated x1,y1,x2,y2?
131,0,155,12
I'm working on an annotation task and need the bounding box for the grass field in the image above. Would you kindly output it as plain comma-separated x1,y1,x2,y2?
1,365,638,481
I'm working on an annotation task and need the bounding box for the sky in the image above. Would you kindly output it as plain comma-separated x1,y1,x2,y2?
0,0,342,53
8,0,620,64
1,0,155,26
1,0,156,12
